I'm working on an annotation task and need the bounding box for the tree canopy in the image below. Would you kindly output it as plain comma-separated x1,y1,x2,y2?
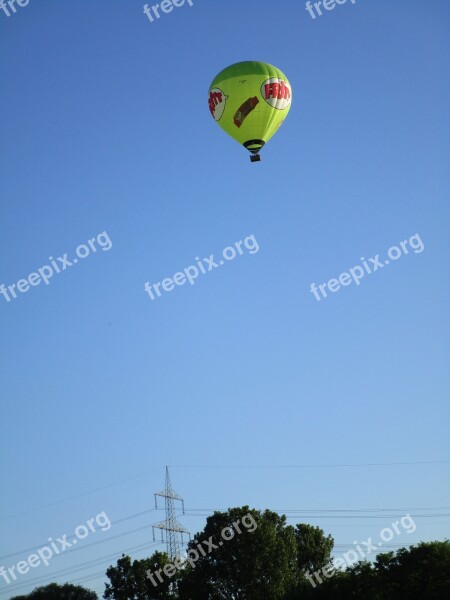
12,509,449,600
11,582,97,600
100,508,449,600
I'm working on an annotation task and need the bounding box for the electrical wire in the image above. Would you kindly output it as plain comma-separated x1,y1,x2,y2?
0,509,157,560
0,467,163,522
2,461,448,521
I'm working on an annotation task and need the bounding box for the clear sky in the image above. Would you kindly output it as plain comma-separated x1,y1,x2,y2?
1,0,449,597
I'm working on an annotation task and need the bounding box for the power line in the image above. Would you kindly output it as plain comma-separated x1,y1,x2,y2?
1,536,433,599
0,508,157,561
81,536,432,600
5,568,111,595
184,512,450,520
0,541,160,595
2,506,447,597
171,460,450,469
3,506,447,560
282,514,450,519
184,506,450,513
183,512,450,521
69,569,111,585
183,508,450,519
0,467,163,522
0,521,155,561
2,461,447,521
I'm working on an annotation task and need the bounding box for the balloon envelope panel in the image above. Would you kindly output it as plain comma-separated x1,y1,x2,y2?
208,61,292,154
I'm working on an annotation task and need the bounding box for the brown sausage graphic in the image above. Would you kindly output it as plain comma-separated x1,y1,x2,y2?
234,97,259,128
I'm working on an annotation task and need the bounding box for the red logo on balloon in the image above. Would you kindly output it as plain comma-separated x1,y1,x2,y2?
209,88,228,121
261,78,291,110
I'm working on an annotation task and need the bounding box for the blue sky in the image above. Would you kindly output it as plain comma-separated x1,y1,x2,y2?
1,0,449,597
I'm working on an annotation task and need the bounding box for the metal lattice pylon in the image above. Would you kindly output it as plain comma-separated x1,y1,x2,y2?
152,466,190,559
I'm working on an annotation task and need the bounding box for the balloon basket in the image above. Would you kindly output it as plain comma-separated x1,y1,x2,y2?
250,154,261,163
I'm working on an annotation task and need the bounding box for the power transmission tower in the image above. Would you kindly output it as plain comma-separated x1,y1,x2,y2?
153,466,190,559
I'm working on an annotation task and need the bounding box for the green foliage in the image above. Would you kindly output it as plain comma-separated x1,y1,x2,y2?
103,551,179,600
296,540,450,600
178,506,298,600
10,582,97,600
295,524,334,574
22,512,449,600
374,541,450,599
104,555,134,600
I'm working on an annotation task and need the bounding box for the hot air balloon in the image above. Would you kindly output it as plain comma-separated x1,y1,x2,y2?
208,61,292,162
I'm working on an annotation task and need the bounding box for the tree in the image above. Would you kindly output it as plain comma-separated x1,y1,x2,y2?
11,582,97,600
294,524,334,575
103,555,134,600
103,551,179,600
374,541,450,599
295,540,450,600
178,506,298,600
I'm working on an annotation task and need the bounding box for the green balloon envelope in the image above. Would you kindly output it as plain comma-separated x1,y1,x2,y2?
208,61,292,160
